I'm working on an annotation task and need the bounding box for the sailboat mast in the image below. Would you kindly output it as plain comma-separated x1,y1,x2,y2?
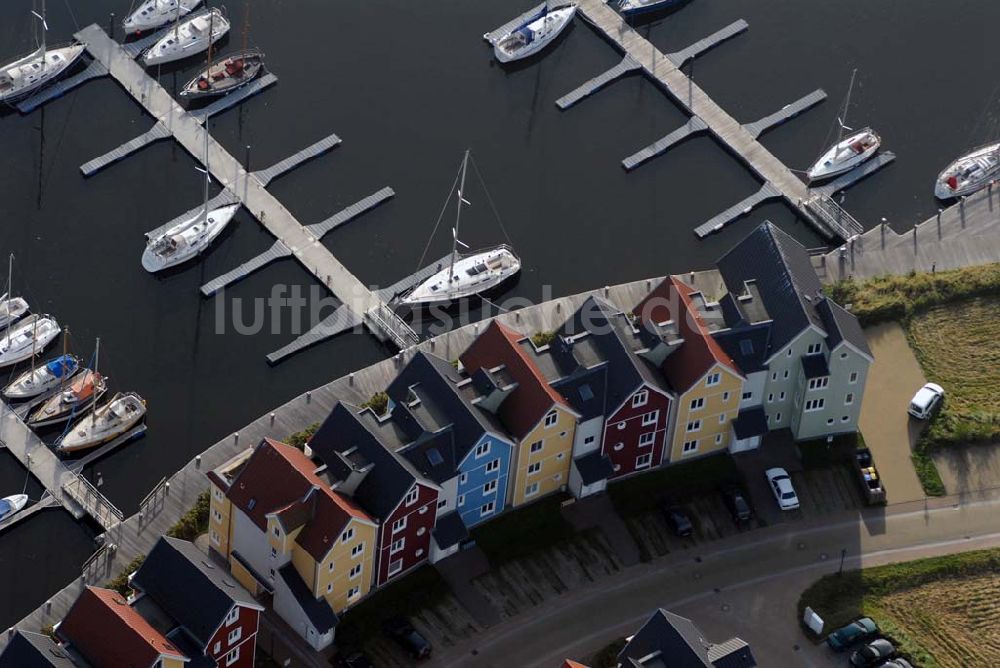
448,150,470,291
202,119,210,220
838,68,857,143
242,1,250,51
5,254,13,342
40,0,46,68
57,326,69,387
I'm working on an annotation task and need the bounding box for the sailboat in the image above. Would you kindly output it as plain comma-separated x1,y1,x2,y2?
0,494,28,522
934,142,1000,200
142,7,230,67
399,151,521,306
4,328,78,400
490,4,576,63
143,117,239,272
807,70,881,182
0,0,85,104
28,339,107,428
57,392,147,453
123,0,203,35
0,314,60,367
616,0,687,18
180,4,263,99
0,254,29,329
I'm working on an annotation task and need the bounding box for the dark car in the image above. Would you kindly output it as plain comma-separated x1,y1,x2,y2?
721,486,752,523
659,501,693,537
383,617,432,660
825,617,877,651
333,651,374,668
849,638,894,667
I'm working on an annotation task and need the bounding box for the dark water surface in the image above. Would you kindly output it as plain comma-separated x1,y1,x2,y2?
0,0,997,629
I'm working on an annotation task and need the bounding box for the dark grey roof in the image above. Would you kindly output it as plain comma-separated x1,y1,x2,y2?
310,402,421,520
278,564,338,634
618,609,755,668
396,428,458,485
131,537,261,647
574,452,614,485
801,354,830,379
432,511,469,549
552,365,608,421
0,631,75,668
717,222,826,357
816,298,872,358
732,408,768,439
713,323,772,375
165,628,215,668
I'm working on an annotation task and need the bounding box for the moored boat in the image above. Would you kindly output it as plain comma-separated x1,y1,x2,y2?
0,314,60,367
123,0,202,35
57,392,147,453
934,142,1000,200
143,203,240,272
616,0,687,17
491,4,576,63
28,369,107,428
807,128,881,181
0,494,28,522
0,0,86,105
180,48,263,98
142,8,230,67
3,354,79,400
0,295,29,329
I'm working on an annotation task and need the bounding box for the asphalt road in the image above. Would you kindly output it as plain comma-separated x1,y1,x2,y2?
429,491,1000,667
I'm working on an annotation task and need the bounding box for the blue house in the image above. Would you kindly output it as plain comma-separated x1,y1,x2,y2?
387,351,513,529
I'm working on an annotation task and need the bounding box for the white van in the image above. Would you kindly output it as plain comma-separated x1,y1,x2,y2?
908,383,944,419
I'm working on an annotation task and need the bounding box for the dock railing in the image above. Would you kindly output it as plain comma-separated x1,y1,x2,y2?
366,303,420,350
805,194,865,240
63,474,124,533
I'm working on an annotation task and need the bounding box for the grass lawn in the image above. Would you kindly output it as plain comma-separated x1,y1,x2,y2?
471,493,576,565
608,453,742,518
798,548,1000,667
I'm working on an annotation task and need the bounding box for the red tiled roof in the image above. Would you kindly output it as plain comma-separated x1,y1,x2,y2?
58,587,186,667
460,321,572,438
639,277,741,393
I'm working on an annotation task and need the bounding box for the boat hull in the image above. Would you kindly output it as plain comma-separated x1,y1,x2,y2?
0,494,28,521
57,393,147,453
494,6,576,63
141,9,230,67
934,142,1000,200
123,0,203,34
0,315,60,367
28,372,107,428
3,355,80,400
180,49,264,98
0,44,87,104
807,128,881,181
0,297,29,329
400,247,522,306
142,204,239,273
617,0,686,16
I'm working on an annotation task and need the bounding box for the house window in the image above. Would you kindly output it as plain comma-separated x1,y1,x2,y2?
771,372,778,381
689,397,705,411
544,410,558,427
768,393,774,403
530,440,544,454
326,583,333,593
787,348,793,357
779,391,786,400
348,586,361,600
481,502,496,517
225,647,240,667
483,480,497,495
706,373,721,387
390,538,405,555
808,377,829,391
419,506,428,515
742,391,752,401
718,414,726,424
437,499,448,509
350,564,363,579
639,432,655,447
715,434,723,445
840,352,848,359
584,435,595,445
613,442,624,451
783,370,790,379
682,440,698,454
388,559,403,577
686,420,702,433
225,607,239,627
722,391,730,402
807,343,822,355
214,642,221,655
459,472,468,485
392,517,407,533
616,421,626,431
458,495,466,507
635,453,653,469
805,398,825,412
554,473,562,481
525,482,540,497
227,627,241,645
342,527,355,543
845,393,854,405
351,543,364,558
272,525,280,537
557,452,565,460
416,527,426,536
849,371,859,384
841,415,850,422
776,412,782,423
404,487,419,506
485,458,500,473
475,442,491,458
632,390,649,408
642,410,659,426
328,561,335,572
213,487,223,501
560,431,567,438
213,509,223,524
827,418,835,425
210,530,220,546
270,547,277,558
528,462,541,475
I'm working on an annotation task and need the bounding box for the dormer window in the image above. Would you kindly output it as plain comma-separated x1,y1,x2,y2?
706,373,721,387
807,343,823,355
404,487,419,506
544,410,558,428
632,390,649,408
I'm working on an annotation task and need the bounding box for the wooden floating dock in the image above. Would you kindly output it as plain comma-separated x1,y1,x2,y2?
188,73,278,123
742,88,827,139
694,183,781,238
80,122,171,176
67,425,147,474
376,253,453,302
253,133,342,187
306,187,395,238
121,27,170,58
16,59,109,113
555,55,640,110
200,240,292,297
622,115,707,171
810,152,896,199
144,190,241,239
266,306,364,365
665,19,749,67
484,3,546,44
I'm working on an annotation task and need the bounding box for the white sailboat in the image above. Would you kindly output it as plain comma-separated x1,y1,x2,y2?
0,0,85,104
0,494,28,521
0,254,29,329
123,0,203,35
491,4,576,63
0,314,60,367
934,142,1000,200
399,151,521,306
57,392,147,453
142,119,238,273
807,70,881,182
4,328,78,400
142,8,229,67
28,338,106,428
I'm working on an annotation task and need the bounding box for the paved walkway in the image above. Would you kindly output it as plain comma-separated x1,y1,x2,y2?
858,324,927,504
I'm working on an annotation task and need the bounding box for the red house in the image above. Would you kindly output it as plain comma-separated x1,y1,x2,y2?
309,401,441,587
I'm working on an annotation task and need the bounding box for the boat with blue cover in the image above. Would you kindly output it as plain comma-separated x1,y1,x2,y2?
490,4,576,63
3,354,80,400
0,494,28,522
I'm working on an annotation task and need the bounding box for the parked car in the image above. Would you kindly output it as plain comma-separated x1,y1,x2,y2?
849,638,895,667
882,660,914,668
908,382,944,419
825,617,878,651
383,617,432,660
333,651,374,668
721,486,752,523
658,501,693,537
765,467,800,510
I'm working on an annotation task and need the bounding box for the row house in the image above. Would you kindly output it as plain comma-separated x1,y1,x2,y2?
460,321,580,507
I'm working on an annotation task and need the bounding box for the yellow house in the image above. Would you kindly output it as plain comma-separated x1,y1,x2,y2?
460,321,580,507
207,449,253,562
668,362,743,461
